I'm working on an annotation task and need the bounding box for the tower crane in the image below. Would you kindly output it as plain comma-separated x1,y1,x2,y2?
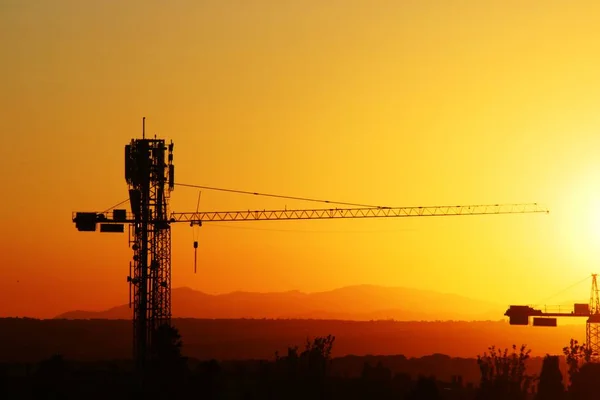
72,121,549,374
504,274,600,361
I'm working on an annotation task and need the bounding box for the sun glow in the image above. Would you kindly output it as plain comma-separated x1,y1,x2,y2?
557,167,600,268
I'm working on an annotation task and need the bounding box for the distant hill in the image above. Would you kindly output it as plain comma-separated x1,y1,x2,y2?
55,285,506,321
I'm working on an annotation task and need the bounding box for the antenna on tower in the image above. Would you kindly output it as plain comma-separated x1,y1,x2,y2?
142,117,146,139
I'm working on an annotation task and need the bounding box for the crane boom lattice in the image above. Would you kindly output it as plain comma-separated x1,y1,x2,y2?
170,203,547,223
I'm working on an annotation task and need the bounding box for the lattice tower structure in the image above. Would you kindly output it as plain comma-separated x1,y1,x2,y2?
587,273,600,360
125,137,174,369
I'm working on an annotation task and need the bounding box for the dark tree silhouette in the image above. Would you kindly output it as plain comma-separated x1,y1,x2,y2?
407,375,440,400
476,344,533,400
194,359,222,399
32,354,71,399
536,355,564,400
568,362,600,400
302,334,335,379
275,334,335,379
562,338,591,389
0,365,6,399
3,333,573,400
361,361,392,383
272,335,336,399
146,324,188,396
151,323,184,362
360,361,393,399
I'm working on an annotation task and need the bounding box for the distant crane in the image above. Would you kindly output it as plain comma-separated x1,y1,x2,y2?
72,120,549,375
504,274,600,361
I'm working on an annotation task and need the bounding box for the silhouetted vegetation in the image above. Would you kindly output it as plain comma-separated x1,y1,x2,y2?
6,324,600,399
476,344,533,400
569,362,600,400
0,317,584,362
562,338,592,388
146,324,188,396
536,355,564,400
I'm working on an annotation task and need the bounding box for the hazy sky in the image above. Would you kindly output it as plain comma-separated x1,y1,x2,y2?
2,1,600,318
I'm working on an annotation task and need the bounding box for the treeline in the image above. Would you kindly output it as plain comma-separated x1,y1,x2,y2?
0,317,583,361
1,327,599,399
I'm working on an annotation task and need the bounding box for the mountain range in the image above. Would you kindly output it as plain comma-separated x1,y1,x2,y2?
55,285,507,321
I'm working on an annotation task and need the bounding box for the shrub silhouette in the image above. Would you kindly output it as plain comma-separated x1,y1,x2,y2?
32,354,71,398
275,334,335,380
151,323,184,363
407,375,440,400
272,335,335,399
476,344,533,400
146,324,188,396
562,338,592,389
536,355,564,400
568,362,600,400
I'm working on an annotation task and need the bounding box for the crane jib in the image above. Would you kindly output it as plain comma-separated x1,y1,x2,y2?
73,203,548,228
170,203,548,222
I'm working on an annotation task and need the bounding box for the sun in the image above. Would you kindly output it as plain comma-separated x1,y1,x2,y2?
551,167,600,274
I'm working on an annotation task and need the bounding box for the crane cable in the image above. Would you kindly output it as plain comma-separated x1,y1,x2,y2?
99,184,391,214
101,199,130,213
174,182,390,209
203,223,417,233
530,275,591,308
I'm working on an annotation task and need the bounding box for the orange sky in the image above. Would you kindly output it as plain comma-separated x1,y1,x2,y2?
2,1,600,318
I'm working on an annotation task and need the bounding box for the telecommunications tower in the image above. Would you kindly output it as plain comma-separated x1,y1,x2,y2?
75,119,175,369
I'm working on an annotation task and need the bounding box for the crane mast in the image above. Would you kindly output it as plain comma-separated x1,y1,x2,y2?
72,127,549,374
588,274,600,359
124,134,174,372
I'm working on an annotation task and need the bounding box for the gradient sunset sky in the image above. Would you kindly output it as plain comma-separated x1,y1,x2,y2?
2,1,600,318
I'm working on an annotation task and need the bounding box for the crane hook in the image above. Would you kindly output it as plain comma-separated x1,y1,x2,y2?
193,239,198,274
192,190,202,274
191,220,201,274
